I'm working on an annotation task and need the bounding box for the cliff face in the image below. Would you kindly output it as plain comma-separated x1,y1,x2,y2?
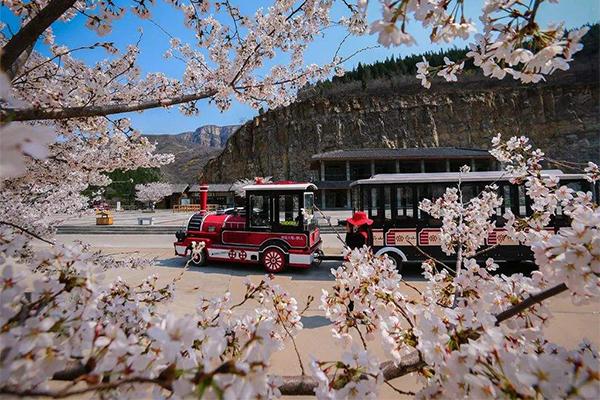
145,124,239,183
201,68,599,183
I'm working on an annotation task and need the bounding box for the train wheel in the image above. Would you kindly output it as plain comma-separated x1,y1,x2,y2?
189,248,207,266
384,252,403,273
262,248,286,273
313,249,324,267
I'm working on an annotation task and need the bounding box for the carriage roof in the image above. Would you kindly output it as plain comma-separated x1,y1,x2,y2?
242,182,318,191
350,169,587,186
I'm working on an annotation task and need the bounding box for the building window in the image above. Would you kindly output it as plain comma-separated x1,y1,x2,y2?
474,159,494,171
350,162,372,180
325,189,348,209
449,159,472,172
424,160,447,172
375,161,396,174
324,162,346,181
398,161,421,173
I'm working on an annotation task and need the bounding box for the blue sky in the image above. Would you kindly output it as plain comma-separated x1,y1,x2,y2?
2,1,598,134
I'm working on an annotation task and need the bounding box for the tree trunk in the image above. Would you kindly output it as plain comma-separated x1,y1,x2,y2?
1,0,77,73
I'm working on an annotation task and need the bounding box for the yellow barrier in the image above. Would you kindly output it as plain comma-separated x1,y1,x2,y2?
172,204,219,213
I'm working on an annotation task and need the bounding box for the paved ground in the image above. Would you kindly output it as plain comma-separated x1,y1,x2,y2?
24,233,600,398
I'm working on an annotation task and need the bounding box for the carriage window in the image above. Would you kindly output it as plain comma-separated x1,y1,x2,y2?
352,187,360,210
518,185,527,216
277,194,300,227
384,186,392,221
396,186,414,220
565,181,584,193
370,187,379,218
461,184,477,203
249,194,270,227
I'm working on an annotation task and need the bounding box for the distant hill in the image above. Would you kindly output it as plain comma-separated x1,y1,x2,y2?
145,124,240,183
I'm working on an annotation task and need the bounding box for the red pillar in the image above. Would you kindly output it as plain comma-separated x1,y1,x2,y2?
199,182,209,212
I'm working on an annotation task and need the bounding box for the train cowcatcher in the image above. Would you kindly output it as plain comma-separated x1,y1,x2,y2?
174,181,322,273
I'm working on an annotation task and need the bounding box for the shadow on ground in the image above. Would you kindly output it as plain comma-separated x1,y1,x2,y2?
156,257,339,281
157,257,537,282
301,315,331,329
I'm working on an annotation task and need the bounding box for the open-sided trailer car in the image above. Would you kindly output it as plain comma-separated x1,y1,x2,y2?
174,182,323,273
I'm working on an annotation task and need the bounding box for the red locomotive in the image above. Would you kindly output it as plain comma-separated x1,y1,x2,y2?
174,181,322,273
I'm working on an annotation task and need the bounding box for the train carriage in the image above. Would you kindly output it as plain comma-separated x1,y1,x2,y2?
349,169,598,267
174,182,322,273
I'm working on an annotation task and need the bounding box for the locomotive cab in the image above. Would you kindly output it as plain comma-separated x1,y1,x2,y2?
174,182,322,273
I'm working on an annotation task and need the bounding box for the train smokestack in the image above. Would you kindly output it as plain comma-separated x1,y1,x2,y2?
199,182,209,212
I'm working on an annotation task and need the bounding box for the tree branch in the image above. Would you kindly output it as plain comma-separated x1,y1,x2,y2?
1,0,77,74
494,282,568,325
1,90,217,121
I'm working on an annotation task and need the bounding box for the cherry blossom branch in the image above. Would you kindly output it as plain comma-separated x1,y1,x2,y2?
494,283,568,325
1,0,77,73
1,90,217,121
0,220,55,245
42,281,571,397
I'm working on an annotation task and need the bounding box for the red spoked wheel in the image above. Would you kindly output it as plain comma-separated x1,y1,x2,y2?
262,247,286,273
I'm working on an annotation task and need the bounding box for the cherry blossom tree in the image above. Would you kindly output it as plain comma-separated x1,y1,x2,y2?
365,0,590,86
1,0,598,399
135,182,173,210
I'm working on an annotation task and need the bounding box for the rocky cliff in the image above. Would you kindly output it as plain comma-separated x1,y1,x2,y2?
201,61,599,183
145,124,239,182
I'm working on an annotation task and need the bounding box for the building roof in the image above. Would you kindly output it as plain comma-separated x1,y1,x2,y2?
311,147,492,161
313,180,352,189
170,184,189,194
243,182,318,192
350,169,585,186
187,183,233,193
208,183,234,192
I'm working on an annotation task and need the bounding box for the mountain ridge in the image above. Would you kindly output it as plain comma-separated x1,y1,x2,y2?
144,124,240,183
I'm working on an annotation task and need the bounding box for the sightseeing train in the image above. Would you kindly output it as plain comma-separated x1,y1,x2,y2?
175,170,597,272
174,182,323,273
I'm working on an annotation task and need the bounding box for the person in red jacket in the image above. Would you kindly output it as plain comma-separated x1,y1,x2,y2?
345,211,373,250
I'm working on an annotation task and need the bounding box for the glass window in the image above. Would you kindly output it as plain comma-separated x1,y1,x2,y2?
375,161,396,174
396,186,414,219
352,187,360,210
350,162,372,180
450,159,472,172
362,188,369,214
324,162,347,181
398,161,421,173
424,160,447,172
325,189,348,209
474,159,494,171
384,186,392,221
250,194,270,227
277,194,300,227
517,185,528,216
370,187,379,218
461,184,477,203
